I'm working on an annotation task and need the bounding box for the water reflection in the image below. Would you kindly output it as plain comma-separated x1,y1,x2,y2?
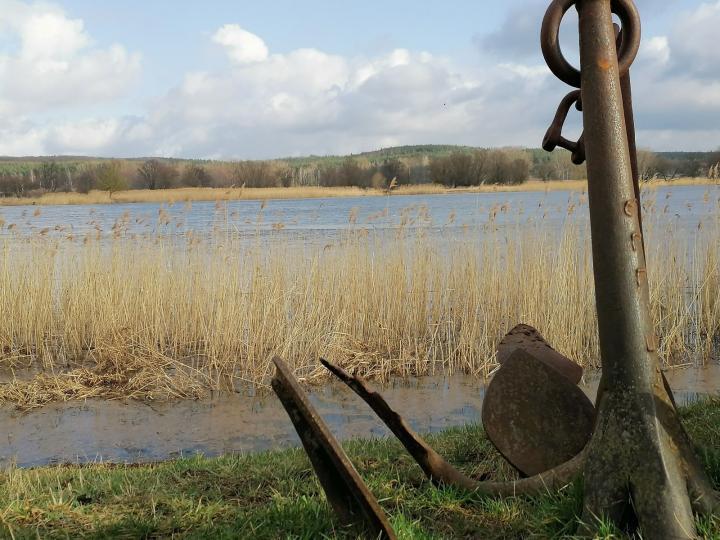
1,365,717,468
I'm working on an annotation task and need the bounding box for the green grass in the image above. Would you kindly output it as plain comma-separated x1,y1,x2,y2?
1,399,719,539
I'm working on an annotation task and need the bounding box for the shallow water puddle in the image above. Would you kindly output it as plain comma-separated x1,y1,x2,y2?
1,365,718,467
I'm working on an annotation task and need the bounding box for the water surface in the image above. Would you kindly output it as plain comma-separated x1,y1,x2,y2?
1,185,717,245
1,365,717,468
0,185,717,467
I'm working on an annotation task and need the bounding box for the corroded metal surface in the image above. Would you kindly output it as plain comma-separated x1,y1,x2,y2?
496,324,583,384
543,1,700,536
265,2,711,536
482,348,594,477
271,357,396,540
322,358,589,496
320,358,480,491
541,0,640,88
541,0,640,166
542,90,586,165
616,25,645,249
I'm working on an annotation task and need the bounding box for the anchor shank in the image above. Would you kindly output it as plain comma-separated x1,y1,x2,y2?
577,1,696,535
620,69,645,245
578,0,654,393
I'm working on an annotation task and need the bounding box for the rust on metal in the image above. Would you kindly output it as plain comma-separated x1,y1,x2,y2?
645,334,658,352
262,1,717,535
616,24,645,246
544,0,702,535
542,90,586,165
541,0,641,169
271,357,396,540
623,198,637,216
636,268,647,287
321,358,587,496
320,358,480,491
541,0,640,88
496,324,583,384
482,349,595,477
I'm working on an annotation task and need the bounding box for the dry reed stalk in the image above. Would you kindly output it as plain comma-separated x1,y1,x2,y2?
0,205,717,410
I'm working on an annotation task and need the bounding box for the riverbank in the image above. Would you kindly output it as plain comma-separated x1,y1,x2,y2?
0,398,717,538
0,178,715,207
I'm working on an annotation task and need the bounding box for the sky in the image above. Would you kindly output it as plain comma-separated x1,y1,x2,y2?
0,0,718,159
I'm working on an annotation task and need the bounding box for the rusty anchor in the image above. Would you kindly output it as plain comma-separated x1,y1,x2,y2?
271,323,595,537
269,0,715,535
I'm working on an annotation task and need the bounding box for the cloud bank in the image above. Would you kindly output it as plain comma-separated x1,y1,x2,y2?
0,1,719,158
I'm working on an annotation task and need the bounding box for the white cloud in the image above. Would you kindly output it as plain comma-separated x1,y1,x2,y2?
0,116,138,156
19,11,88,60
49,118,121,152
617,2,720,148
0,117,46,155
1,2,719,158
671,1,720,76
640,36,670,66
134,44,501,158
212,24,269,64
0,0,140,115
148,9,715,157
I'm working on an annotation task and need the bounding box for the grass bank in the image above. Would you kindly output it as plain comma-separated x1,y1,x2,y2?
0,178,716,207
0,197,718,409
0,398,718,538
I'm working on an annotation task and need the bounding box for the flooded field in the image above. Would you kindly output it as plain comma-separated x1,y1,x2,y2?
0,184,717,466
0,184,717,245
1,365,717,468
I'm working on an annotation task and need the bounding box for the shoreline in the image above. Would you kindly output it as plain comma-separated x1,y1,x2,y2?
0,178,715,207
0,398,717,537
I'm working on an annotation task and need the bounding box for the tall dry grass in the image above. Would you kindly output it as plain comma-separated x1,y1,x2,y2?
0,183,536,207
0,186,373,206
0,178,715,207
0,203,717,409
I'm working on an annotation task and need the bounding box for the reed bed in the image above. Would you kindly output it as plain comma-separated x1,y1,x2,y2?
0,200,717,410
0,178,715,207
0,183,539,207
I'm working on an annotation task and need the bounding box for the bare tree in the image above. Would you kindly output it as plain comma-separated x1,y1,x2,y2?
138,160,179,190
35,161,65,192
380,158,409,184
0,174,29,197
233,160,278,188
181,164,213,187
636,149,658,181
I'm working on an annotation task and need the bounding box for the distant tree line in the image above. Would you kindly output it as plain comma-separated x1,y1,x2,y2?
635,150,720,181
1,147,718,198
429,149,530,186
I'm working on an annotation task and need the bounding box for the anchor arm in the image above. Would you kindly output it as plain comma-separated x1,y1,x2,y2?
320,358,585,497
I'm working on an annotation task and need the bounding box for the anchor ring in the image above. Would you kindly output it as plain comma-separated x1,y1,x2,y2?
541,0,641,88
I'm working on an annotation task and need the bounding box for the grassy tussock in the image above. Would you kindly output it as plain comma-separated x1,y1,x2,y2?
0,178,715,207
0,204,717,409
0,399,718,538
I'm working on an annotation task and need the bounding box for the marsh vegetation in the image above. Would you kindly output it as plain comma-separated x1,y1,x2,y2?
0,187,717,410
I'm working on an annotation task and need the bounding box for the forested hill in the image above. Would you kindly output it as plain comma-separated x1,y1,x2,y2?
0,145,717,197
2,144,715,168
